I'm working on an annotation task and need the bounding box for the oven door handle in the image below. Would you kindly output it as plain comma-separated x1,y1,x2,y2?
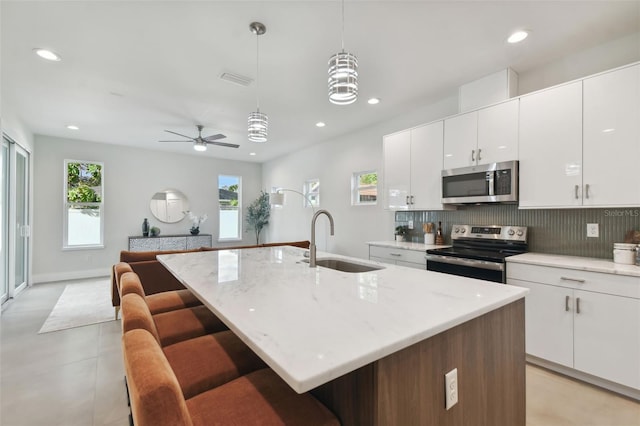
426,254,505,271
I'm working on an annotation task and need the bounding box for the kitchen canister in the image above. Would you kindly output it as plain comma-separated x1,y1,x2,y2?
424,233,435,245
613,243,637,265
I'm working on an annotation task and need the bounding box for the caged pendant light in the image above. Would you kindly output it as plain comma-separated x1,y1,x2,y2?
328,0,358,105
248,22,268,143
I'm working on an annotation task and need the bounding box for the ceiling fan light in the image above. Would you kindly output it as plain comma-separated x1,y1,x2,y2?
328,51,358,105
248,111,268,143
193,141,207,152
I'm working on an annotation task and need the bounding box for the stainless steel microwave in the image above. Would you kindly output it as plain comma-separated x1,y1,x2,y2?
441,160,519,205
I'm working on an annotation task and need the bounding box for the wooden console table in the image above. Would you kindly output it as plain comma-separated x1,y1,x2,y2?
128,234,212,251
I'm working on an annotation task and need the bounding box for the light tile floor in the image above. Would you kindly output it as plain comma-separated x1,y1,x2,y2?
1,282,639,426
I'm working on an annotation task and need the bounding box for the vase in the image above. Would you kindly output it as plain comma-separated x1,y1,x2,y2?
142,218,149,237
190,228,200,235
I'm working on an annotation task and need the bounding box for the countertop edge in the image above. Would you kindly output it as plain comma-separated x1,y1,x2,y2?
507,253,640,278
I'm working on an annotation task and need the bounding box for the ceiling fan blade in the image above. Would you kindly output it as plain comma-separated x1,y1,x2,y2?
203,133,226,141
207,141,240,148
164,130,195,140
158,140,192,143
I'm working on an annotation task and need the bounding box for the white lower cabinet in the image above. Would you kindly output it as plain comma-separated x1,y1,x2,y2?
508,262,640,391
369,245,426,269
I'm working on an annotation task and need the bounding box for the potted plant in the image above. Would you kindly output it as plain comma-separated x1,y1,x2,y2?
246,191,270,244
395,225,408,242
186,211,208,235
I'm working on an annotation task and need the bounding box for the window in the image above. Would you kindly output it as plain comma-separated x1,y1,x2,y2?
64,160,104,249
219,175,241,240
303,179,320,208
352,171,378,205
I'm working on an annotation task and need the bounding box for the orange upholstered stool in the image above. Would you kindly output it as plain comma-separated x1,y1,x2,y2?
121,293,227,347
119,270,202,315
123,329,340,426
121,293,266,399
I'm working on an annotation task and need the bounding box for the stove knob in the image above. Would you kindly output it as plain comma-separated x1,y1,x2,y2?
454,227,460,233
460,228,466,234
508,229,515,236
516,230,524,237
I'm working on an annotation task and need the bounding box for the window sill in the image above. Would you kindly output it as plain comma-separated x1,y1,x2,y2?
62,244,105,251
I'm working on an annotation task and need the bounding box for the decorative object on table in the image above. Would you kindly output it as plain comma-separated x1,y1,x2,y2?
150,226,160,237
435,221,445,245
423,222,435,245
142,218,150,237
246,191,270,244
186,211,208,235
395,225,408,242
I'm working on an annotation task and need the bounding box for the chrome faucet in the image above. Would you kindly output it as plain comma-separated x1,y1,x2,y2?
309,209,335,267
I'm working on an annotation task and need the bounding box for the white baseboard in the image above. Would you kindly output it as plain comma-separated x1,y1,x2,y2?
32,268,111,284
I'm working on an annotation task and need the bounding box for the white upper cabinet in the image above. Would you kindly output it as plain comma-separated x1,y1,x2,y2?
444,99,519,169
519,81,583,208
582,64,640,207
383,121,446,210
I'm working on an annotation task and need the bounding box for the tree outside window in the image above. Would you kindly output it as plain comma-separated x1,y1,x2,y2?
352,171,377,205
64,160,104,248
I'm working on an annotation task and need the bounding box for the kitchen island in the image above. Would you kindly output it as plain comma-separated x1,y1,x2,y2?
158,246,528,426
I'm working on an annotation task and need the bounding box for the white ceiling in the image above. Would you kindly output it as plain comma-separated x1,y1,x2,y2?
2,1,639,163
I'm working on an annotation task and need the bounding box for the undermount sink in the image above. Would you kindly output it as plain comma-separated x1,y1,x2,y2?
302,257,384,273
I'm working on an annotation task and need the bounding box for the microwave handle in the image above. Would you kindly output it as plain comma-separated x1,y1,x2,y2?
487,171,495,196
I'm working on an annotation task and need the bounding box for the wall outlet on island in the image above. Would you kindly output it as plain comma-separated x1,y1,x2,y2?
445,368,458,410
587,223,599,238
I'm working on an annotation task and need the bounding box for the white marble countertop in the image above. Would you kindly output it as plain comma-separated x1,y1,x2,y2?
158,246,528,393
367,240,449,251
507,252,640,278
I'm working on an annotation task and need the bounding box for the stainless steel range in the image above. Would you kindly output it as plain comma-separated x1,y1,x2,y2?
426,225,528,283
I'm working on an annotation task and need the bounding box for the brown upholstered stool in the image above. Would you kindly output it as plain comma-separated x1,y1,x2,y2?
121,293,227,347
121,293,266,399
123,329,340,426
120,270,202,315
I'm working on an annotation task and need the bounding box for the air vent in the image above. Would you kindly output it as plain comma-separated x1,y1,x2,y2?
219,72,253,87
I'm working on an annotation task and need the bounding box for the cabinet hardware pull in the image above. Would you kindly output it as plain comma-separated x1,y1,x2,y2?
576,297,581,314
560,276,585,283
410,195,415,205
390,253,402,257
585,184,590,199
565,295,570,312
574,185,579,199
405,196,409,205
477,148,482,161
471,149,475,162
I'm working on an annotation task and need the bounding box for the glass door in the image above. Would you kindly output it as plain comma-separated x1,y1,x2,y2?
1,138,8,304
14,145,29,294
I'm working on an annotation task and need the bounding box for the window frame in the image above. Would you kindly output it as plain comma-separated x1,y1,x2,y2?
62,159,105,250
303,178,320,208
351,170,378,206
218,175,242,242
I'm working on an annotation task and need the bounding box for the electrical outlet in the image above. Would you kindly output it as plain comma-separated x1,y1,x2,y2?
445,368,458,410
587,223,599,238
408,220,414,230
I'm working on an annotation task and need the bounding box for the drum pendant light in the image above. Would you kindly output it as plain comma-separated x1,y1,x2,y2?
328,0,358,105
248,22,268,142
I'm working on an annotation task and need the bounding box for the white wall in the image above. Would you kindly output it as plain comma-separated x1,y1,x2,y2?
263,34,640,262
33,135,262,283
263,96,459,261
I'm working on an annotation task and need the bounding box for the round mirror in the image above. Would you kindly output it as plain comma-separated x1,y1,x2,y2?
149,189,189,223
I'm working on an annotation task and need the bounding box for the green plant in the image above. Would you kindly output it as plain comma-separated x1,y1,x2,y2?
395,225,408,236
246,191,270,244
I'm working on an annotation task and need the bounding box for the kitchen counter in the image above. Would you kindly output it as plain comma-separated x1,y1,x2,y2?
367,240,449,251
158,246,527,393
508,252,640,278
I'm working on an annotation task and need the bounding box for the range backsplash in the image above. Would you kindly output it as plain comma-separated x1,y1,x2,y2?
395,205,640,259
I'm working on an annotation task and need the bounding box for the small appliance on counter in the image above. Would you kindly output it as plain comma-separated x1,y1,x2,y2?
426,224,528,283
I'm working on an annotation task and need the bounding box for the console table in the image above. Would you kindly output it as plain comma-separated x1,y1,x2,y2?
128,234,212,252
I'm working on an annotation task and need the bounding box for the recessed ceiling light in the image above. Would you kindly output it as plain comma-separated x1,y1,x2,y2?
249,152,257,156
367,98,380,105
315,122,326,128
66,125,79,130
33,48,61,61
507,30,529,44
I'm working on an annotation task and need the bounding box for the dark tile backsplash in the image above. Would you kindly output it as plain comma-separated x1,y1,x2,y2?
396,205,640,259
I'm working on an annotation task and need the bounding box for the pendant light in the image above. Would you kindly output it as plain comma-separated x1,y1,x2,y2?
248,22,268,143
328,0,358,105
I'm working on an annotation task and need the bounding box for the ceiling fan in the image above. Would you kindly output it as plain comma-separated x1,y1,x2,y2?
159,125,239,151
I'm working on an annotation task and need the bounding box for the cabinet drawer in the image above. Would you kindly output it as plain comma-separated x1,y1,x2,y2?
369,246,426,265
508,263,639,299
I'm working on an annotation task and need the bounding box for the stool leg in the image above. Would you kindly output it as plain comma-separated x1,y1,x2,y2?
115,306,120,320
